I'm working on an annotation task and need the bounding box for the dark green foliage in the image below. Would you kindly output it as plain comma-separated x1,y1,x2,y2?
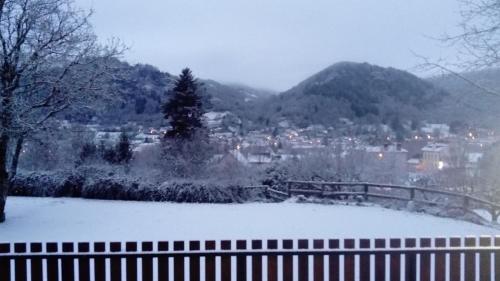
163,68,205,139
115,132,133,164
252,62,448,128
79,143,97,163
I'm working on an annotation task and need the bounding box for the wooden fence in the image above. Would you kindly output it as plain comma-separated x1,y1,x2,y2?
266,181,500,222
1,237,499,281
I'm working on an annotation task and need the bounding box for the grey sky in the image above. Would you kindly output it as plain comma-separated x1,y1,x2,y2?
78,0,462,91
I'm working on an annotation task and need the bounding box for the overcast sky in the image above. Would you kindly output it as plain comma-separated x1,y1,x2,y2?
77,0,462,91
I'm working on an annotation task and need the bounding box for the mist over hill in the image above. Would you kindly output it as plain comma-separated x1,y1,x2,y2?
428,68,500,128
64,60,273,126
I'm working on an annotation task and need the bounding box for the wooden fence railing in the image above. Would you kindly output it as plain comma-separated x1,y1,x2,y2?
0,237,499,281
267,181,500,222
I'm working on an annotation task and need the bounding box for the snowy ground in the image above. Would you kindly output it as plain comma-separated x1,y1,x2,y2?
0,197,499,242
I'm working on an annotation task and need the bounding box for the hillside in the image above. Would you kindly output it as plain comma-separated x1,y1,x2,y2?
428,68,500,128
251,62,449,129
64,60,272,126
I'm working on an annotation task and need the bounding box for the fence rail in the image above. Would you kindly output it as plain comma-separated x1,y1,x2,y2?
274,181,500,222
1,237,499,281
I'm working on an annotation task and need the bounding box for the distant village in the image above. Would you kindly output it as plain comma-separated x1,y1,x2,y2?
53,110,500,186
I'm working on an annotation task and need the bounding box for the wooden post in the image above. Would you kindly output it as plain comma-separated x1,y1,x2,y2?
359,239,370,281
142,242,154,281
47,243,60,281
125,242,138,281
464,237,476,281
267,240,278,281
298,240,309,281
30,243,43,281
404,239,417,281
221,240,231,281
409,188,415,201
364,184,369,200
313,240,324,281
190,241,201,281
419,238,431,281
251,240,263,281
479,237,491,281
236,240,246,281
389,239,401,281
93,243,106,281
495,236,500,281
344,239,355,281
287,182,292,197
77,243,91,281
374,239,385,281
0,243,10,281
174,241,185,281
110,242,122,281
449,238,461,281
205,241,216,281
328,239,340,281
158,241,169,281
283,240,293,281
14,243,27,281
434,238,446,281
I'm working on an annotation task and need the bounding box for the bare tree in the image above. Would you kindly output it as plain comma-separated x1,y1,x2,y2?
0,0,123,222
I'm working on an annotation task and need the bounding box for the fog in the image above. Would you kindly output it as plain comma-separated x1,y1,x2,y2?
77,0,462,91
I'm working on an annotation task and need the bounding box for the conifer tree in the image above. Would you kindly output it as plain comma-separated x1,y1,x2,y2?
163,68,205,139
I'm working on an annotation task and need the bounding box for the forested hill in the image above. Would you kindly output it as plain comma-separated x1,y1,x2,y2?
64,59,274,126
427,68,500,128
248,62,449,129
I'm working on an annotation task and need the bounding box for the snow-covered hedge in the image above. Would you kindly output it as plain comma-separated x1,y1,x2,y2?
9,170,268,203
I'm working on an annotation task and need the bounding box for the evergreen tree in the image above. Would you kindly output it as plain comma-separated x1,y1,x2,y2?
115,132,133,164
163,68,205,139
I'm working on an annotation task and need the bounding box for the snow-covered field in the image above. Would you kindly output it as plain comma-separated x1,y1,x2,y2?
0,197,498,242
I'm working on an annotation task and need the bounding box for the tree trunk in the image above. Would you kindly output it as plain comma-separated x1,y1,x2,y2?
0,134,10,223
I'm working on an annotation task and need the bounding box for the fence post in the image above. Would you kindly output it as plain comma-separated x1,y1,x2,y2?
404,239,417,281
283,240,293,281
158,241,169,281
14,243,27,281
221,240,231,281
30,243,43,281
267,240,278,281
61,243,75,281
174,241,185,281
364,184,369,200
479,236,491,281
251,240,263,281
313,240,324,281
359,239,370,281
142,242,154,281
328,240,340,281
409,188,415,201
46,243,59,281
434,238,446,281
449,238,461,281
0,243,9,281
495,236,500,281
344,239,355,281
125,242,138,281
419,238,431,281
464,237,476,281
389,239,401,281
236,240,246,281
374,239,385,281
190,241,201,281
287,182,292,197
110,242,121,281
93,242,106,281
298,240,309,281
205,241,216,281
77,243,91,281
